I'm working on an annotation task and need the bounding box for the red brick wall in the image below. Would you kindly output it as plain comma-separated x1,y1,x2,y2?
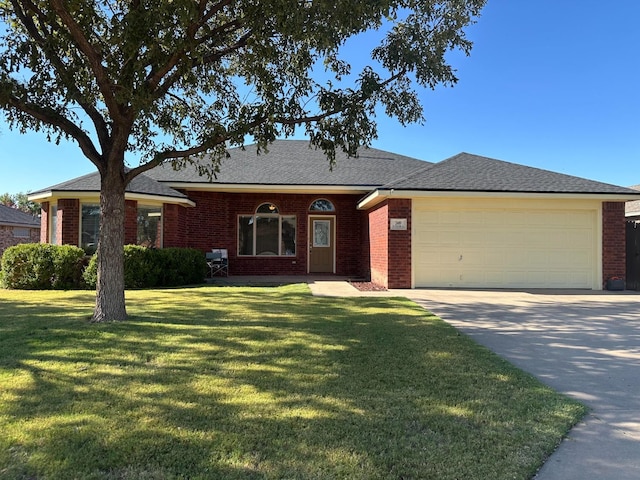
40,201,49,243
174,191,366,277
368,202,389,287
0,225,40,257
58,199,79,246
124,200,138,245
602,201,626,287
163,203,188,247
387,199,412,289
366,198,412,289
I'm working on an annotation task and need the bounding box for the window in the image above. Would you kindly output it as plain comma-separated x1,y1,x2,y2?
309,199,335,212
81,204,100,254
13,228,30,238
137,206,162,248
50,205,58,245
238,203,296,256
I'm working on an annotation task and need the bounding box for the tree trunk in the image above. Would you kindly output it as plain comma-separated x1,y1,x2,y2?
92,164,127,322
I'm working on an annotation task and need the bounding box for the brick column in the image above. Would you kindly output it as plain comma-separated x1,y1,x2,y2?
367,198,412,289
124,200,138,245
387,198,412,289
58,199,80,246
163,204,187,247
40,201,49,243
602,201,626,288
368,202,389,287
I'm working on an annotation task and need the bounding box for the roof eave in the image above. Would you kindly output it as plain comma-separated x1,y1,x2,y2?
163,182,375,195
28,190,195,208
0,221,40,228
357,189,640,210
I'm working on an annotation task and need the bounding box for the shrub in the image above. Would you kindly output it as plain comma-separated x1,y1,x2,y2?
83,246,206,289
156,248,207,287
1,243,86,289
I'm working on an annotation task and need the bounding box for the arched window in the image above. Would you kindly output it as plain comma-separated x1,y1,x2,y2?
256,203,279,214
238,203,296,256
309,199,335,212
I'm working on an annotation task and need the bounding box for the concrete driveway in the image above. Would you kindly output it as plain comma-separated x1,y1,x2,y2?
403,289,640,480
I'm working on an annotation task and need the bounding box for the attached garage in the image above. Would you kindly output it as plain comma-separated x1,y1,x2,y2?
412,197,600,289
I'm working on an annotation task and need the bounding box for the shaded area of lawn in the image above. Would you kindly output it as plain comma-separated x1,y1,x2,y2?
0,285,586,479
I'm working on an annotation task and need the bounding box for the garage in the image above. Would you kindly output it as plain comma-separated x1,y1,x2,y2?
413,197,600,289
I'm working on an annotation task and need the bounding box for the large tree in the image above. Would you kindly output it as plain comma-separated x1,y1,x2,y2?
0,0,485,321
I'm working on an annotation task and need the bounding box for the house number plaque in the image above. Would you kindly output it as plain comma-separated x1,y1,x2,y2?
390,218,407,230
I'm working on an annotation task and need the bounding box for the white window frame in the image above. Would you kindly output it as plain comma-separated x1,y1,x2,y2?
238,209,296,257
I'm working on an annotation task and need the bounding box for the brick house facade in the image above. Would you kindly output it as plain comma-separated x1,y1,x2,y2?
29,141,640,290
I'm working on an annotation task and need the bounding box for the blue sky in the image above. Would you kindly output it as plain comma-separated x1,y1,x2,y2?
1,0,638,194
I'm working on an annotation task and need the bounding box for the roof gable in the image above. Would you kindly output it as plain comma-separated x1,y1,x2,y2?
385,152,640,195
0,204,40,227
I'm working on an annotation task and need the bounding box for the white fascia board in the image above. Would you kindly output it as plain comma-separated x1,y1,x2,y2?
358,189,640,210
27,190,195,207
163,182,373,195
125,192,195,207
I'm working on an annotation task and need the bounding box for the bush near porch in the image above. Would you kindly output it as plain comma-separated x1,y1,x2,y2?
0,244,206,290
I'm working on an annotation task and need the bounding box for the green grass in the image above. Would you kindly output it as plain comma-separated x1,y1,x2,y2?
0,284,586,480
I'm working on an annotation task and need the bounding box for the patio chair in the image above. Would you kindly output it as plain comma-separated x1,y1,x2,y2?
206,248,228,277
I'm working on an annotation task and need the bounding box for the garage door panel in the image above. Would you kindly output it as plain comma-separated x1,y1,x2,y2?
414,202,597,289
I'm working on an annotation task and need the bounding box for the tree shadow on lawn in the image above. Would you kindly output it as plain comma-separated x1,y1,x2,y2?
0,285,585,479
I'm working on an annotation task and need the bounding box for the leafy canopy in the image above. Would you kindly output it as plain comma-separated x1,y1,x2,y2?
0,0,485,179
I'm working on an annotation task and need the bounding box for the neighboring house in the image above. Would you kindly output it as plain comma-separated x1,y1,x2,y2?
626,185,640,221
0,204,41,257
28,140,640,290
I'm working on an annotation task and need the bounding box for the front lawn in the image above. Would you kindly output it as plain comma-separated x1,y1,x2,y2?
0,285,585,479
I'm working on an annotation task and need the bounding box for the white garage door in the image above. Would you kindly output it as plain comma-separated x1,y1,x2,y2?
413,198,598,289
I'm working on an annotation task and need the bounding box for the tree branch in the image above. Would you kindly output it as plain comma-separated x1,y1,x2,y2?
6,96,103,170
9,0,111,156
49,0,122,120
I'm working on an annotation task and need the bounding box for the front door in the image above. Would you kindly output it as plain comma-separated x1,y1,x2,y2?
309,216,335,273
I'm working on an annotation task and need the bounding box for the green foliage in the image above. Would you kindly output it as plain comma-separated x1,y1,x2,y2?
155,247,207,287
0,192,40,215
83,246,206,289
0,0,486,169
123,245,162,288
0,243,85,289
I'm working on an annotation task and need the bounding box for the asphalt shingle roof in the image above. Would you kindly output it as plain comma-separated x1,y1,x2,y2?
384,152,640,195
30,171,189,199
30,142,639,199
0,204,40,227
146,140,431,186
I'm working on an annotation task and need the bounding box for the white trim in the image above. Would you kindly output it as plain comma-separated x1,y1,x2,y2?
163,183,372,195
596,202,603,290
28,190,195,207
358,189,640,210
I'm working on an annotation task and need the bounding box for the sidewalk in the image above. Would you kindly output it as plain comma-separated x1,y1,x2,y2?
207,275,396,297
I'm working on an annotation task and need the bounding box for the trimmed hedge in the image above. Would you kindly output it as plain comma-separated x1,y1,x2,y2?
83,245,207,289
1,244,207,290
0,244,86,289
